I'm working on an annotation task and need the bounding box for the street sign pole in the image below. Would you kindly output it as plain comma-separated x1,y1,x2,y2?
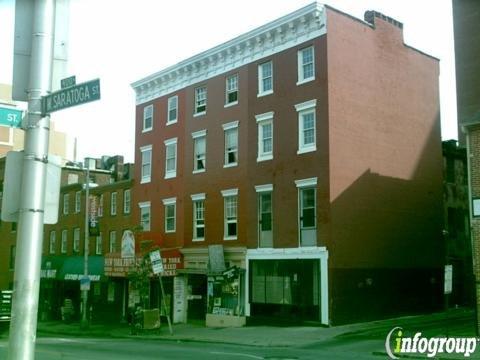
8,1,55,359
81,161,90,330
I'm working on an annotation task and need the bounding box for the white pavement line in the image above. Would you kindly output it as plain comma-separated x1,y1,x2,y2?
210,351,264,359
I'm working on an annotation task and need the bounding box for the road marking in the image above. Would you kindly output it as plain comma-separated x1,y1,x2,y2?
210,351,263,359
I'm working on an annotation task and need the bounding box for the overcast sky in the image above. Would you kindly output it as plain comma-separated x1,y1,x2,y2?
0,0,457,163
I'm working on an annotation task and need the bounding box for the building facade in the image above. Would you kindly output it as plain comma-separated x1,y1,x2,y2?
132,3,443,325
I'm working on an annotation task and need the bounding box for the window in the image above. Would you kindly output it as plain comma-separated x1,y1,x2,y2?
296,178,317,247
223,121,239,167
191,193,206,241
222,189,238,240
111,192,117,216
140,145,152,183
297,46,315,84
256,184,273,248
95,232,103,255
225,74,238,105
49,231,56,254
256,112,274,162
75,191,81,213
63,193,69,215
61,229,68,254
143,104,153,132
258,61,273,96
164,138,177,179
295,99,317,154
163,198,176,233
192,130,206,173
9,245,15,270
109,231,117,253
139,202,151,231
73,228,80,253
123,189,131,214
98,195,104,217
194,86,207,115
167,95,178,124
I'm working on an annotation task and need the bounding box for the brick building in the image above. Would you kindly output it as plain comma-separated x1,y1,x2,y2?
131,3,443,325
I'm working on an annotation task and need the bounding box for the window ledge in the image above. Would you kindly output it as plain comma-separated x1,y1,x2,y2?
164,173,177,179
257,90,273,98
142,128,153,134
224,101,238,108
224,236,238,241
296,77,315,86
193,169,206,174
166,120,178,126
257,154,273,163
297,146,316,155
223,163,238,169
140,177,151,184
192,238,205,242
165,230,176,234
193,111,206,118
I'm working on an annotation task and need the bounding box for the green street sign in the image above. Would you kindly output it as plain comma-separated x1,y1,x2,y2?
42,78,100,115
0,107,23,128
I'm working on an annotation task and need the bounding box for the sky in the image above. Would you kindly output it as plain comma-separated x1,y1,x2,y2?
0,0,457,164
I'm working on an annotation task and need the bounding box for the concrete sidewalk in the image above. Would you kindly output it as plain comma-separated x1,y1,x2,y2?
31,308,476,348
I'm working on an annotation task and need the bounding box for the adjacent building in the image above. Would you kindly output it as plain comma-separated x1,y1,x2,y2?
132,3,443,325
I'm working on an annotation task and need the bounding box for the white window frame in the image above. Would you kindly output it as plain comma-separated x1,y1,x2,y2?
192,130,207,173
258,61,273,97
123,189,131,214
222,188,238,240
255,184,274,248
139,202,151,231
111,192,117,216
109,231,117,253
75,191,81,213
163,197,176,233
191,193,206,241
256,111,274,162
225,73,239,107
296,177,318,247
98,194,104,217
223,121,239,168
63,193,69,215
140,145,152,184
297,46,315,85
60,229,68,254
164,138,177,179
295,99,317,154
95,232,103,255
73,228,80,253
167,95,178,125
49,231,56,254
143,104,153,132
194,86,207,116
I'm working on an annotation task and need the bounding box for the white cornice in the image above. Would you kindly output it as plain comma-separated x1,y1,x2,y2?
131,2,326,105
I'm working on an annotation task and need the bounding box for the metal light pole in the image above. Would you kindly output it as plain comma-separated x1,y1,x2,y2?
7,1,55,359
81,160,90,329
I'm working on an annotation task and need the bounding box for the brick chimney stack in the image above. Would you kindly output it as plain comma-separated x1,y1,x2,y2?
364,10,404,44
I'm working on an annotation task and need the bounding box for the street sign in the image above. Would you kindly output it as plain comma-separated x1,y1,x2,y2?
0,107,23,128
444,264,453,295
150,250,164,275
61,75,76,89
80,276,91,291
42,78,101,115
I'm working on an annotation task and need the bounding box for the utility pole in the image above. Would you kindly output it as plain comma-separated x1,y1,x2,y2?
8,1,55,359
81,160,90,329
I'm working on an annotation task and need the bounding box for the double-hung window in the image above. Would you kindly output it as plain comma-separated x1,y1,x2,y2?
192,130,206,173
139,202,151,231
225,74,238,106
222,189,238,240
109,231,116,253
255,184,273,248
98,195,104,217
143,104,153,132
95,232,103,255
140,145,152,183
167,95,178,124
295,99,317,154
63,194,69,215
164,138,177,179
194,86,207,115
163,198,176,233
191,193,205,241
295,178,317,247
256,111,274,162
223,121,239,167
61,229,68,254
123,189,131,214
111,192,117,216
49,231,56,254
75,191,81,213
258,61,273,96
73,228,80,253
297,46,315,84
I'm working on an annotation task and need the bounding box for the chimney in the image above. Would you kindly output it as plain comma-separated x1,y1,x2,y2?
364,10,404,44
364,10,403,29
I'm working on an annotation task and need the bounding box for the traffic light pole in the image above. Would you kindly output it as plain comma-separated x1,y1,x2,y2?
8,1,55,359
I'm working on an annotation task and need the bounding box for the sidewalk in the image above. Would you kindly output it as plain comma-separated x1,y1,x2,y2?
33,308,475,348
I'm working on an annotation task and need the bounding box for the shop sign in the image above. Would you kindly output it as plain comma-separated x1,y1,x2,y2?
89,195,99,236
159,249,184,277
104,254,136,277
40,269,57,279
208,244,226,273
65,274,100,281
150,250,164,275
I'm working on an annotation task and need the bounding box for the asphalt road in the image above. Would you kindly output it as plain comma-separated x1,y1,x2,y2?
0,336,386,360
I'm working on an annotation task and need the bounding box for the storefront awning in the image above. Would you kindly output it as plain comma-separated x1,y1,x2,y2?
58,256,105,282
41,256,65,279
